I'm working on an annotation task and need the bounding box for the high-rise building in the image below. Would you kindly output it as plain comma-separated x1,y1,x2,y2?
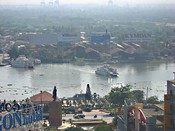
164,72,175,131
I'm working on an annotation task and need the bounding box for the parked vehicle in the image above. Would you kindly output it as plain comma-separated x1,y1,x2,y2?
73,114,85,119
94,115,97,118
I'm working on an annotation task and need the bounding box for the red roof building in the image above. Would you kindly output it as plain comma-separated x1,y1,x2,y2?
30,91,60,104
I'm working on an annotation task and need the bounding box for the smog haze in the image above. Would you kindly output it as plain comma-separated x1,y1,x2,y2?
0,0,175,5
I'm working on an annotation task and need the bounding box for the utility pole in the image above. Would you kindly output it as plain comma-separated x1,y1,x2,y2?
146,87,148,101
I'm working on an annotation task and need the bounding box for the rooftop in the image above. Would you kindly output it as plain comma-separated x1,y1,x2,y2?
30,91,60,103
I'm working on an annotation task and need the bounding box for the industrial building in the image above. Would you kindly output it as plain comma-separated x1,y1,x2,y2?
90,31,111,43
26,33,81,45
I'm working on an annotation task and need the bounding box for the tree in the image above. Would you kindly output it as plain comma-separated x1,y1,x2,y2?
18,46,30,56
105,85,132,106
131,90,145,103
146,96,160,104
112,114,118,129
65,127,84,131
8,46,19,59
94,123,112,131
8,45,33,59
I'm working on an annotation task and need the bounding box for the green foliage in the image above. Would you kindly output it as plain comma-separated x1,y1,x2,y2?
131,90,145,103
37,48,54,62
8,45,34,59
65,127,84,131
95,104,103,109
42,123,47,127
8,46,19,59
63,108,75,114
94,123,113,131
146,96,160,104
18,47,31,56
112,115,118,128
105,85,132,106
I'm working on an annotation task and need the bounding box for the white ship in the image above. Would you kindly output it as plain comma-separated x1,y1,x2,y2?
95,65,119,77
11,55,34,68
34,59,41,65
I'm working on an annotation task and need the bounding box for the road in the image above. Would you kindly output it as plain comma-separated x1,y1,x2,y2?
62,110,114,123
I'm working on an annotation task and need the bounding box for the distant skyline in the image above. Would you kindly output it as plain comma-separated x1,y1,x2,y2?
0,0,175,5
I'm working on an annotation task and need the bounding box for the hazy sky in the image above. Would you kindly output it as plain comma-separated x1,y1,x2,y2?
0,0,175,5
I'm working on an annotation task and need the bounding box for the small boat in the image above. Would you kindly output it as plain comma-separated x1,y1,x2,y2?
0,63,9,66
0,54,9,66
7,84,12,86
11,55,34,68
34,59,41,65
95,65,119,77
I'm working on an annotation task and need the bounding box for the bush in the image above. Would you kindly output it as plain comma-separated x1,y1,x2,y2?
94,123,112,131
63,108,75,114
65,127,84,131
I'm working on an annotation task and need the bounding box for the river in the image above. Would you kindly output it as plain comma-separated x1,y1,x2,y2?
0,62,174,101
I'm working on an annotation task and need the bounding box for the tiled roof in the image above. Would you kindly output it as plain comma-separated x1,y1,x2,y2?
30,91,59,103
